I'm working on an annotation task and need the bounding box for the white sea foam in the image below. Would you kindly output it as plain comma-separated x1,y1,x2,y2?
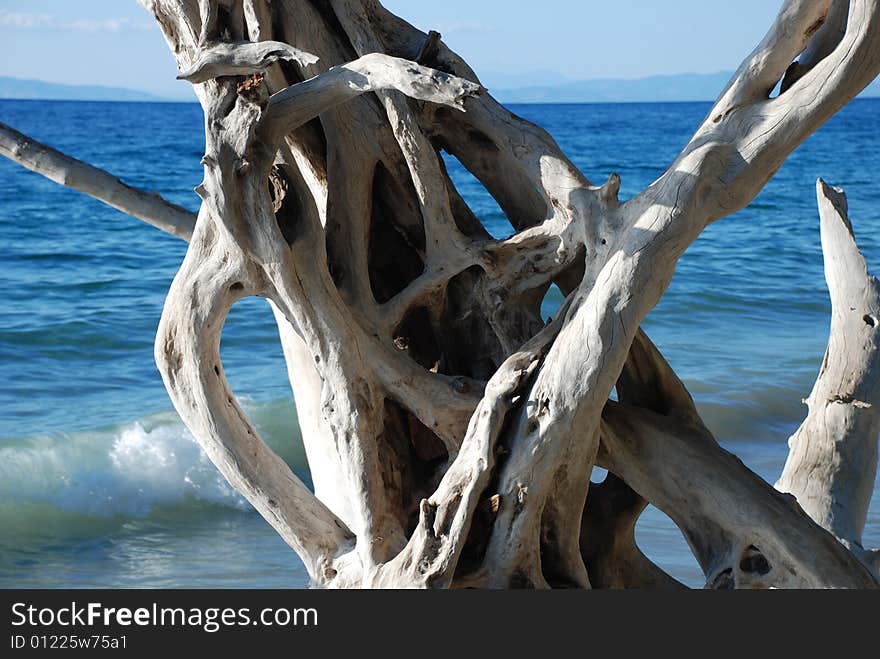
0,416,248,518
0,397,305,524
109,422,245,512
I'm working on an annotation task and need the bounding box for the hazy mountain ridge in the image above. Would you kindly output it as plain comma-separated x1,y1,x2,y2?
492,71,880,103
0,77,169,102
2,72,879,104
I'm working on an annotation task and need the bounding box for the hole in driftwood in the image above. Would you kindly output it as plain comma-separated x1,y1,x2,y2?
441,151,515,239
590,466,609,484
864,314,876,327
768,74,786,99
739,545,771,575
635,504,704,587
392,306,443,372
434,152,492,240
220,297,309,482
541,283,565,322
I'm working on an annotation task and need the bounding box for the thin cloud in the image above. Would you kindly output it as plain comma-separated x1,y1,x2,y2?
0,12,55,28
0,12,153,32
66,18,151,33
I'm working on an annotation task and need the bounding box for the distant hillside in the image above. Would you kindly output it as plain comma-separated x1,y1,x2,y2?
493,71,880,104
0,77,168,102
2,72,878,105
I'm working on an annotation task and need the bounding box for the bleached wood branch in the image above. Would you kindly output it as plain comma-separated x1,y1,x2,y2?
595,327,877,588
260,53,484,143
155,218,357,582
776,179,880,579
122,0,880,588
0,121,196,241
600,401,877,588
242,0,273,42
462,0,880,589
177,40,319,83
329,2,474,264
374,303,570,587
714,0,833,111
781,0,851,92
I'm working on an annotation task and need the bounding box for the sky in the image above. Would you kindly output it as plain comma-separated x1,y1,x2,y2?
0,0,784,99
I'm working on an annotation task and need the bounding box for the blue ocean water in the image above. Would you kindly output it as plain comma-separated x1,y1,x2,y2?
1,98,879,588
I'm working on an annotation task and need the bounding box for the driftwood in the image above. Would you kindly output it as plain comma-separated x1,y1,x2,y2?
776,180,880,579
0,121,195,240
1,0,879,588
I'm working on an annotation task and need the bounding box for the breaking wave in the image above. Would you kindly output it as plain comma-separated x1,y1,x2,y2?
0,400,307,532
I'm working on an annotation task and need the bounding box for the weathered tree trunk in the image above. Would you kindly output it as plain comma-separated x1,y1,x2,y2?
2,0,880,588
776,180,880,579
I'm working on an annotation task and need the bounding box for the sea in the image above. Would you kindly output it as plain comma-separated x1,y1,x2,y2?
1,97,879,588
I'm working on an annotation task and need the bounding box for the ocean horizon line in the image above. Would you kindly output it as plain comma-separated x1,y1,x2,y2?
3,96,880,107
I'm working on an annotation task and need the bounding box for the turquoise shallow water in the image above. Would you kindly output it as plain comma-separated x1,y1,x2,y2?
1,98,879,587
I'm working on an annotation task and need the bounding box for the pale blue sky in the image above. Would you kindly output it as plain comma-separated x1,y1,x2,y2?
1,0,783,98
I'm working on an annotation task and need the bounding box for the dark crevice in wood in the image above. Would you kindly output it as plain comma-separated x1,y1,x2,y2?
216,4,233,41
367,161,426,304
438,267,504,379
305,0,360,63
392,306,443,372
380,398,449,537
269,165,305,247
415,30,443,66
